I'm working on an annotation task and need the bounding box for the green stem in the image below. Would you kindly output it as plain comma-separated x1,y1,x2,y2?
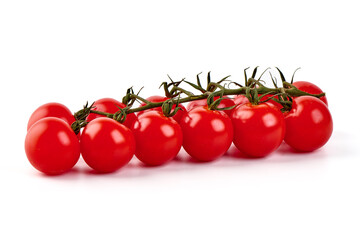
87,85,325,118
90,110,114,118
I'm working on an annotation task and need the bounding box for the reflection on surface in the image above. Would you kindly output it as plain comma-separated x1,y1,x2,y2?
111,129,125,144
234,109,254,122
311,109,324,124
262,113,277,128
211,118,225,132
161,124,175,138
87,123,102,140
57,131,71,146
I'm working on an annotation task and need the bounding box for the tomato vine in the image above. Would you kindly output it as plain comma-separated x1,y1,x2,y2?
71,67,325,134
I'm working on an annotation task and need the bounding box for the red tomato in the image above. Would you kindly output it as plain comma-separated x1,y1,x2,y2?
25,117,80,175
292,81,328,106
231,102,285,157
186,96,236,116
284,96,332,152
131,111,183,166
27,102,75,131
80,118,135,173
137,95,187,123
180,106,233,162
86,98,137,129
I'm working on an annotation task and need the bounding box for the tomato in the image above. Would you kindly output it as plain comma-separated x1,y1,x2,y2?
186,96,236,116
80,118,135,173
231,102,285,157
292,81,328,106
180,106,233,162
137,95,187,123
86,98,137,129
25,117,80,175
131,111,182,166
27,102,75,131
284,96,332,152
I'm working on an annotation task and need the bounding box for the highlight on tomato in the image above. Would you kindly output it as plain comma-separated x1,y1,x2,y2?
86,98,137,129
25,117,80,175
27,102,75,131
180,106,233,162
284,96,332,152
231,102,286,158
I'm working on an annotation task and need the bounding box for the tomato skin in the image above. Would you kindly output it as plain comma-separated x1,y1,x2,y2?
186,96,236,117
292,81,328,106
86,98,137,129
27,102,75,131
131,111,183,166
180,106,233,162
137,96,187,123
131,111,182,166
80,118,135,173
25,117,80,175
231,103,285,157
284,96,332,152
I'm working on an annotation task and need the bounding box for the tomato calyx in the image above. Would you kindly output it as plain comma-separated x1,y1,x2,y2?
159,75,193,98
161,98,183,117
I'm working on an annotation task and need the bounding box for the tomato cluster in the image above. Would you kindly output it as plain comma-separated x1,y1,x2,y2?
25,81,333,175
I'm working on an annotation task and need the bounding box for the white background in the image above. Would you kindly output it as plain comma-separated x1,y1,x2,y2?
1,0,359,239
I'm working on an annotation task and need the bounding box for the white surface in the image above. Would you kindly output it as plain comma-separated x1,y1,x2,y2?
1,1,360,239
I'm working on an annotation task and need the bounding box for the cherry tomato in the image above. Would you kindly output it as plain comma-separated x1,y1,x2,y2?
27,102,75,131
284,96,332,152
137,95,187,123
180,106,233,162
131,111,182,166
231,102,285,157
25,117,80,175
292,81,328,106
80,118,135,173
86,98,137,129
186,96,236,116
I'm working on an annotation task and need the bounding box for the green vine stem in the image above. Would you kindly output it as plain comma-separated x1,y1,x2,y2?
82,83,324,115
72,69,326,133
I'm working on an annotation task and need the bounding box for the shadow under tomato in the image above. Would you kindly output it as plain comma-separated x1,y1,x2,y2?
225,145,267,161
276,142,315,155
138,162,170,169
186,157,221,164
171,151,221,165
83,169,114,175
82,161,144,175
36,167,82,180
